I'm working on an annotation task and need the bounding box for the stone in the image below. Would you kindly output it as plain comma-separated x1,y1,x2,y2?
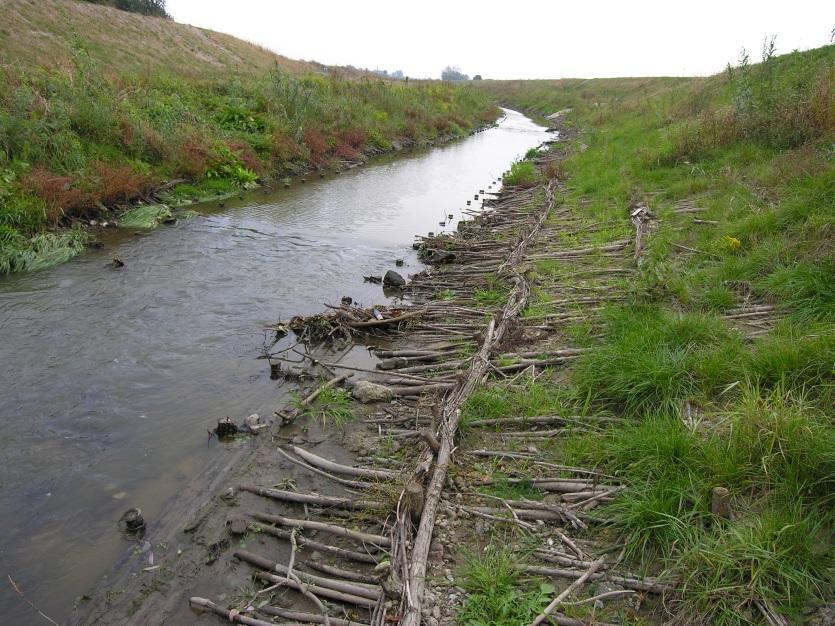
423,249,456,264
383,270,406,287
226,517,247,536
352,380,395,403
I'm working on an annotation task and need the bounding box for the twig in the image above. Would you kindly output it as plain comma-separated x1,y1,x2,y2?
7,575,59,625
530,555,606,625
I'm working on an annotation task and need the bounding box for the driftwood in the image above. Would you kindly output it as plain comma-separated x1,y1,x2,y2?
235,550,382,601
258,606,370,626
254,571,376,608
530,555,606,625
347,309,425,328
252,522,378,564
289,446,397,481
397,179,556,626
240,485,382,510
307,561,379,585
251,512,390,547
520,564,673,594
189,597,276,626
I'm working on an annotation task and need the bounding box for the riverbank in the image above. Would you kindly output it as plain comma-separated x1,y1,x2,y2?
66,119,556,626
0,0,499,273
0,108,549,624
84,44,835,626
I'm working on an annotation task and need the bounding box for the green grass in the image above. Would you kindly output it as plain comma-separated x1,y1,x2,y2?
461,381,576,427
303,387,355,427
560,385,834,622
457,546,551,626
118,204,172,228
476,42,834,624
0,2,500,273
503,159,538,187
572,306,747,416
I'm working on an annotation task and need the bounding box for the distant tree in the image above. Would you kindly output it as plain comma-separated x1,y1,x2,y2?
472,74,483,80
441,66,469,81
84,0,169,18
391,70,404,79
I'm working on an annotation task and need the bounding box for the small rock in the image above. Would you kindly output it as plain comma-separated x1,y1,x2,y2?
432,606,441,619
112,257,124,268
352,380,395,403
226,517,247,536
383,270,406,287
341,296,353,306
291,434,305,445
395,259,404,267
423,249,456,264
594,600,604,610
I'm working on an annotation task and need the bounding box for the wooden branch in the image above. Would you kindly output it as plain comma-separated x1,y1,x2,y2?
347,310,425,328
239,485,382,510
254,571,376,608
298,374,352,408
520,564,673,594
236,550,382,601
530,555,606,625
189,597,276,626
290,446,396,481
307,561,379,585
252,512,390,547
258,606,370,626
252,522,378,564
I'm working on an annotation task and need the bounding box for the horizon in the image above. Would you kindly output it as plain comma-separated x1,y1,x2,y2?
166,0,834,80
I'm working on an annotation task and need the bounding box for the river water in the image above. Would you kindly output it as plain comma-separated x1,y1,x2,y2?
0,109,550,622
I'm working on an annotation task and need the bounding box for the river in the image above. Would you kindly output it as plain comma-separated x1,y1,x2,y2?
0,108,550,622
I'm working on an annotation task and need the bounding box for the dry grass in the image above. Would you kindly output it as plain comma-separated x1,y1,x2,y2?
0,0,325,78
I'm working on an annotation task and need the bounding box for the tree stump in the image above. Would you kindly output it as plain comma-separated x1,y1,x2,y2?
404,479,425,523
711,486,731,519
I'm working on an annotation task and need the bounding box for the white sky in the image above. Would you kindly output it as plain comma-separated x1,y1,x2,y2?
166,1,834,79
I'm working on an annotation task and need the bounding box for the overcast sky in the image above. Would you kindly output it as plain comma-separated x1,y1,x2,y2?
166,1,834,79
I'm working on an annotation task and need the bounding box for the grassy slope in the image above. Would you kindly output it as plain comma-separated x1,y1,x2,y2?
465,45,833,624
0,0,317,76
0,0,499,273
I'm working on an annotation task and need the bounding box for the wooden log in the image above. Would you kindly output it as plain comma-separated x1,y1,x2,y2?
420,428,441,453
259,606,369,626
290,446,396,481
400,180,555,626
530,556,607,625
307,561,379,585
251,512,390,547
235,550,382,600
347,310,425,328
277,447,370,489
403,479,425,523
189,597,276,626
711,486,731,519
254,571,376,608
520,564,673,594
239,485,382,511
252,522,378,564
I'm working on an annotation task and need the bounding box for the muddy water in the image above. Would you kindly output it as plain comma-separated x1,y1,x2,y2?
0,109,550,622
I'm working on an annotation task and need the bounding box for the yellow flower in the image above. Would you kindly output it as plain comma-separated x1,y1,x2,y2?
722,235,742,252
